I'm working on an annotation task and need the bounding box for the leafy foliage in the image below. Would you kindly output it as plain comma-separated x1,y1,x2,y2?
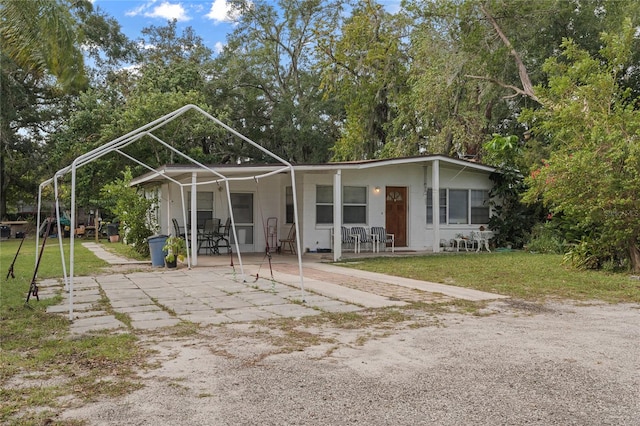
100,168,157,256
522,20,640,272
319,1,408,160
487,168,543,249
526,222,565,254
214,0,343,163
481,133,543,249
0,0,88,91
163,236,187,263
0,0,136,217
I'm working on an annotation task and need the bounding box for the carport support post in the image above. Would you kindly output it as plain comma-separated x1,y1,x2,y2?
164,182,170,236
69,164,77,321
333,170,342,261
35,185,43,267
190,173,198,266
432,160,440,253
290,168,305,300
53,175,69,291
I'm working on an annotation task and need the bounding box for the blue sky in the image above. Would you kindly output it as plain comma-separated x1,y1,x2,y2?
92,1,403,55
93,0,242,54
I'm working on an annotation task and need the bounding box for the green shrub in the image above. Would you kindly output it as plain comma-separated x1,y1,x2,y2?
100,168,158,256
526,222,565,254
563,236,630,272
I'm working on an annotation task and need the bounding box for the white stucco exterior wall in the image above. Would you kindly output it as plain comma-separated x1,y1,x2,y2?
145,157,496,257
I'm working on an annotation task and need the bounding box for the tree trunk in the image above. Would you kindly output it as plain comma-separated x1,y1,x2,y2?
478,4,541,104
629,240,640,273
0,145,6,219
444,131,454,156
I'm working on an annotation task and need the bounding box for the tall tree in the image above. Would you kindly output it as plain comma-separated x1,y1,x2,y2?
0,0,91,218
319,0,409,160
109,20,223,166
136,20,213,94
47,20,224,208
212,0,344,163
394,16,492,157
522,20,640,272
402,0,640,159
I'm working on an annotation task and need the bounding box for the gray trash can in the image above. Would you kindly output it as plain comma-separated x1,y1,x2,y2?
148,235,168,267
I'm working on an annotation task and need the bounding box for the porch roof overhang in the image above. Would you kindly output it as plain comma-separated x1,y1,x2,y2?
130,154,497,186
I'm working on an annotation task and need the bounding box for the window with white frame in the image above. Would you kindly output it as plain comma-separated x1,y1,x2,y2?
426,189,490,225
187,191,214,228
426,189,447,224
470,190,490,224
315,185,368,225
316,185,333,224
343,186,367,224
449,189,468,224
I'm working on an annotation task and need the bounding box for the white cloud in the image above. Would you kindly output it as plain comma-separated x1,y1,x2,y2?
137,40,156,51
124,1,191,21
206,0,244,23
125,1,156,17
214,41,225,54
122,64,142,76
145,1,191,21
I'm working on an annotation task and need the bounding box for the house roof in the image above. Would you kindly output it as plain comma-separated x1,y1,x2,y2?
130,154,497,186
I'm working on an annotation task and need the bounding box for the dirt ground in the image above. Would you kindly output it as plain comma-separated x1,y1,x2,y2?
57,299,640,425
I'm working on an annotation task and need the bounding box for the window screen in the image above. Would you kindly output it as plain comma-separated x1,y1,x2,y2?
449,189,469,224
316,185,333,224
343,186,366,224
470,190,490,224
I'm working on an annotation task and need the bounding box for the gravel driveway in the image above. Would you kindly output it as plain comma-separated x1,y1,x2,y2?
58,299,640,425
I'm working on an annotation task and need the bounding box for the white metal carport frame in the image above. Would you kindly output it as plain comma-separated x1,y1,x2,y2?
35,104,304,321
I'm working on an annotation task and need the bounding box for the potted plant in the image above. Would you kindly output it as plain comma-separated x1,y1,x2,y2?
162,236,186,268
106,220,120,243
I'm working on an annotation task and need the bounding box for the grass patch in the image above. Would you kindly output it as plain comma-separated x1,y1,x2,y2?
2,237,109,280
0,237,150,424
162,321,201,338
337,252,639,303
100,240,150,262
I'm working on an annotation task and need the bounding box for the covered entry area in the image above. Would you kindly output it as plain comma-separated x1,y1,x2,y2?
131,164,294,263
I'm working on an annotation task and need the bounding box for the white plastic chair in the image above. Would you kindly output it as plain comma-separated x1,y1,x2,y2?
472,231,491,252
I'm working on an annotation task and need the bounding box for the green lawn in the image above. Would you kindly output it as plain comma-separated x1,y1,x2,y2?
336,251,639,303
0,237,147,425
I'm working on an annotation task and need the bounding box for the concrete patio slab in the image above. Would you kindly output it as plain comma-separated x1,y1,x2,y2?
260,303,321,317
128,310,174,322
47,303,96,313
116,305,163,314
70,315,126,334
130,318,181,329
224,307,279,322
43,244,508,335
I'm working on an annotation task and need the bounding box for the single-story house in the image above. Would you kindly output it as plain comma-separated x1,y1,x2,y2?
130,155,498,264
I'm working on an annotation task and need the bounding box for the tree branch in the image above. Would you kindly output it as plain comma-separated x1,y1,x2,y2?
465,74,531,99
479,3,541,105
